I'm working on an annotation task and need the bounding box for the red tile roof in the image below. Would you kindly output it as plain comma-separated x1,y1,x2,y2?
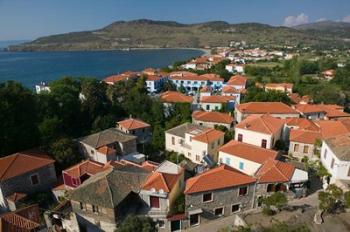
0,150,55,182
290,129,322,144
219,140,278,164
104,71,139,84
256,159,295,183
192,128,225,144
192,111,234,124
200,95,235,103
170,73,223,82
96,145,116,156
236,102,298,114
160,91,193,103
185,165,256,194
227,75,248,86
316,120,350,139
284,118,320,131
142,171,181,193
118,118,150,130
294,104,325,114
222,85,240,94
0,205,40,232
288,93,311,104
265,83,293,90
63,160,108,178
236,114,284,135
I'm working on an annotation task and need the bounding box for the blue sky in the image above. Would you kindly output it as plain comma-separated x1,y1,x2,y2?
1,0,350,40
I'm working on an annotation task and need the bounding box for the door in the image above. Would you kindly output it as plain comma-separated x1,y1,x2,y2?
171,220,181,232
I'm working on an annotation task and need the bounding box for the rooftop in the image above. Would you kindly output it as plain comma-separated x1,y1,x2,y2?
324,133,350,161
255,158,295,183
219,140,278,164
0,150,55,182
160,91,193,103
184,165,256,194
0,205,40,231
236,114,284,135
200,95,235,103
192,110,234,124
118,118,150,130
290,129,322,145
227,75,248,86
236,102,298,114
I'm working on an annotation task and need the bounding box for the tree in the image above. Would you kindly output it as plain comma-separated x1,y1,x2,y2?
243,87,291,105
49,137,82,171
38,116,63,147
117,215,157,232
344,191,350,208
214,125,234,143
318,191,336,212
262,192,288,211
0,81,39,155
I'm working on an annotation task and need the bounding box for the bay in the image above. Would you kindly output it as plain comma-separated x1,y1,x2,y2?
0,49,203,88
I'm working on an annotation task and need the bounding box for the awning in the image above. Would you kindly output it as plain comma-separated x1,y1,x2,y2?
290,168,308,183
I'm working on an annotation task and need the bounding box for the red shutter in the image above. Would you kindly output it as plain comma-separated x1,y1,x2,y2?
150,196,160,208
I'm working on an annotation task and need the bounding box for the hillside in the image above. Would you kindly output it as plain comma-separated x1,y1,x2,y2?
9,19,350,51
294,20,350,38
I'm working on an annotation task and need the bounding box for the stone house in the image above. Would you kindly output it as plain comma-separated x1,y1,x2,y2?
67,166,150,232
78,127,137,163
117,118,152,144
184,165,256,228
288,129,321,160
0,150,57,212
192,110,234,130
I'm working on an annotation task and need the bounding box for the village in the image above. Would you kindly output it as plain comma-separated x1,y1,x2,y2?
2,44,350,232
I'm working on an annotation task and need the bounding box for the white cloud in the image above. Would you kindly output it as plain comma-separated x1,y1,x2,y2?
283,13,309,27
316,18,327,22
342,15,350,23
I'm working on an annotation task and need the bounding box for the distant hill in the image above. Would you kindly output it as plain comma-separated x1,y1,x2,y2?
9,19,350,51
294,20,350,38
0,40,29,49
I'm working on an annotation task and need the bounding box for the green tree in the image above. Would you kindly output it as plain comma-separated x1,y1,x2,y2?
49,137,82,171
0,81,39,155
117,215,157,232
318,191,336,212
262,192,288,211
344,191,350,208
38,116,63,147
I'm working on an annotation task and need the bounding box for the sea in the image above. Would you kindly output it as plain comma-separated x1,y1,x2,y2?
0,49,204,89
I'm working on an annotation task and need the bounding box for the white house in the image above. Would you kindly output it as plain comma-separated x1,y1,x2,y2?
199,95,235,112
218,140,278,176
235,102,299,123
145,75,167,93
192,110,234,130
235,114,284,149
226,75,248,90
35,82,50,94
221,85,241,104
320,133,350,188
170,72,224,92
165,123,225,164
225,64,244,74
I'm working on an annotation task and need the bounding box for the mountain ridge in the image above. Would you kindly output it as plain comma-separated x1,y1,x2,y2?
9,19,350,51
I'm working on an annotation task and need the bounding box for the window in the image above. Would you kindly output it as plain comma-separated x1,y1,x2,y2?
238,186,248,196
324,149,327,159
196,155,200,161
217,140,220,146
211,142,215,149
214,207,224,216
30,174,39,185
92,205,99,213
190,214,200,226
238,134,243,142
303,145,309,154
150,196,160,208
202,193,213,202
331,158,335,169
294,144,299,152
225,157,231,165
261,139,267,148
231,204,240,213
79,202,84,210
215,106,219,110
172,137,175,145
206,105,210,111
267,184,275,192
90,149,95,154
158,220,165,228
239,162,244,170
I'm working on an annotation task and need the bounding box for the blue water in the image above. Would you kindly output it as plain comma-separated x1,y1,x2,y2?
0,49,203,88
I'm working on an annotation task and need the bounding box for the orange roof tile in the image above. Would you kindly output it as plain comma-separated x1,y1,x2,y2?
104,71,139,84
288,93,311,104
290,129,322,144
142,171,181,193
192,111,234,124
192,128,225,144
0,150,55,182
222,85,240,94
265,83,293,90
146,75,163,81
200,95,235,103
285,118,320,131
96,145,116,156
118,118,150,130
219,140,278,164
294,104,325,114
236,114,284,135
184,165,256,194
316,120,350,139
236,102,298,114
0,205,40,231
63,160,108,178
256,159,295,183
160,91,193,103
227,75,248,86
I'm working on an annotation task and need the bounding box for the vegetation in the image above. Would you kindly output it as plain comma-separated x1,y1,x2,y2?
318,184,343,213
243,87,291,104
262,192,288,215
117,215,157,232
